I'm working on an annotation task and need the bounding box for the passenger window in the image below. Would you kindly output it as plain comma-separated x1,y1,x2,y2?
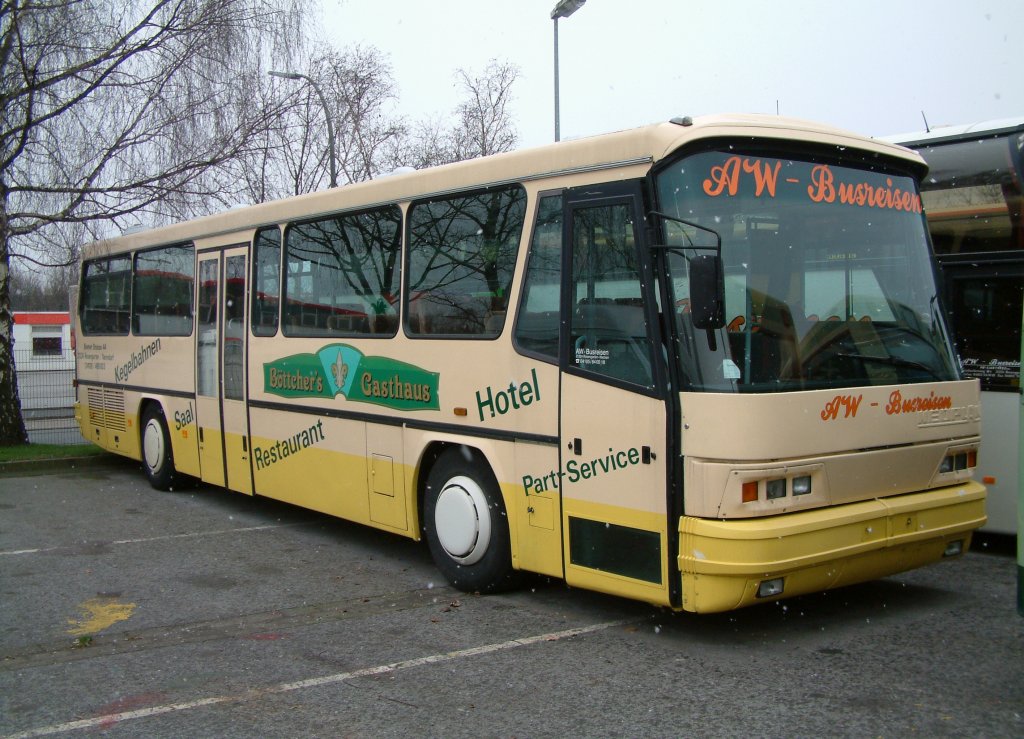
224,255,246,401
568,202,654,387
252,227,281,337
81,256,131,335
407,185,526,337
514,195,562,361
197,259,218,397
283,206,402,337
133,244,194,336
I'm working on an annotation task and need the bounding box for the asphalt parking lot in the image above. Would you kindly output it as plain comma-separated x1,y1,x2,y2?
1,456,1022,738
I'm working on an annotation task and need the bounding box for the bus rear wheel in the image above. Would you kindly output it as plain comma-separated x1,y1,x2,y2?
141,404,176,491
424,449,517,594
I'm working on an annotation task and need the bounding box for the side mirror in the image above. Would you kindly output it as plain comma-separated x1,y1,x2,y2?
689,254,725,330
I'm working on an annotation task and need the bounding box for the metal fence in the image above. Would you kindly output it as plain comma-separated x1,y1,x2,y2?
14,348,87,445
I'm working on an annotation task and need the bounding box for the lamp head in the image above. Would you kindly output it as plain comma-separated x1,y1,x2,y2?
551,0,585,20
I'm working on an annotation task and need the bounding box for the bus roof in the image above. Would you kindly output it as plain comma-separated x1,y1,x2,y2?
82,113,926,256
882,116,1024,148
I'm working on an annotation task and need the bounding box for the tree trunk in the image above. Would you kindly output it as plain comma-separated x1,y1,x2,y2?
0,183,30,446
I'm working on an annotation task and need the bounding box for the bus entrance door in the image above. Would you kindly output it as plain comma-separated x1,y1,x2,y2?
558,183,672,607
195,247,254,494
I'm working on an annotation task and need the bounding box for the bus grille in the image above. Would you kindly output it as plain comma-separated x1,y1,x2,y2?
86,387,127,432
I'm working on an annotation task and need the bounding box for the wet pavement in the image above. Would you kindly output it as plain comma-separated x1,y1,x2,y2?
1,456,1022,738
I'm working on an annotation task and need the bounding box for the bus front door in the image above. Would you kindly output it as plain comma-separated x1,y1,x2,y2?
558,183,672,607
195,247,254,494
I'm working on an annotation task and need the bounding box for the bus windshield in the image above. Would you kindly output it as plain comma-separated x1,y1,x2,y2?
656,147,959,392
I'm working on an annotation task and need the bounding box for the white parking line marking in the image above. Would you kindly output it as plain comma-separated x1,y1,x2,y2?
0,522,313,557
4,620,627,738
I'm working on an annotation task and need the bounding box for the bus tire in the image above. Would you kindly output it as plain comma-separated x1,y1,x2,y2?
141,404,176,491
424,449,517,594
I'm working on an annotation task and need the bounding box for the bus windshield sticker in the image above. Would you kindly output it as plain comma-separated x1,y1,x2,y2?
961,356,1021,383
264,344,439,411
702,156,923,214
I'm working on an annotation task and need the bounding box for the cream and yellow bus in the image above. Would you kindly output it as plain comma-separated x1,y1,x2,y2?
74,114,986,613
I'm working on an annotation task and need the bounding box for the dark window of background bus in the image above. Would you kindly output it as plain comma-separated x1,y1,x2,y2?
946,269,1023,392
132,244,194,336
406,185,526,337
252,227,281,337
917,135,1024,255
916,134,1024,391
514,194,562,362
81,255,131,335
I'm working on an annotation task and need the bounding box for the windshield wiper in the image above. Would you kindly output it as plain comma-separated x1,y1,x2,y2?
833,352,944,380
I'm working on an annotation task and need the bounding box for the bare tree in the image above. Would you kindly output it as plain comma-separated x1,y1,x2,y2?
8,267,45,310
392,115,461,171
10,261,71,310
242,71,326,201
247,44,406,200
245,53,521,198
0,0,311,445
393,59,521,170
451,59,520,159
328,45,406,184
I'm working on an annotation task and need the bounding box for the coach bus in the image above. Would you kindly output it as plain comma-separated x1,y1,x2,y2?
74,114,986,613
888,118,1023,536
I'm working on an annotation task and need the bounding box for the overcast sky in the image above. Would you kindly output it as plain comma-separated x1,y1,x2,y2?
318,0,1023,150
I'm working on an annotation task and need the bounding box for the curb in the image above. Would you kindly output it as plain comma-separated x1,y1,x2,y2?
0,453,130,477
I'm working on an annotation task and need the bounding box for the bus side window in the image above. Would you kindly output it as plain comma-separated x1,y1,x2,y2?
407,185,526,338
568,203,654,388
133,244,194,337
252,227,281,337
81,256,131,336
514,194,562,361
282,206,401,338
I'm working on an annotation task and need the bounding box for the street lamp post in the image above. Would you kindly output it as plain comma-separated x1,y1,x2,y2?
551,0,585,142
268,69,338,188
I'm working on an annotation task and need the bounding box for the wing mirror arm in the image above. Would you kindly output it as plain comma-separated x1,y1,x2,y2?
648,211,725,332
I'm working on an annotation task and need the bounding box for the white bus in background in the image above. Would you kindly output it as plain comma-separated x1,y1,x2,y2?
889,118,1024,536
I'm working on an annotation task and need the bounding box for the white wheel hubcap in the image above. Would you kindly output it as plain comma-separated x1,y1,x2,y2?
434,476,491,565
143,419,164,474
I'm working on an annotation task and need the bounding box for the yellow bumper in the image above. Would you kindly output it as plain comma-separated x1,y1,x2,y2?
678,482,986,613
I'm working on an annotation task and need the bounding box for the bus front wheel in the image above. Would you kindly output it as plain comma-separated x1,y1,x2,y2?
141,404,176,491
424,449,517,594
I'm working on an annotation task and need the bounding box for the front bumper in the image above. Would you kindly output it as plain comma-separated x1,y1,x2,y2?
678,481,986,613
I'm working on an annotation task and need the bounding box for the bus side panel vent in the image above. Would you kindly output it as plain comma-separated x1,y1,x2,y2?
103,388,126,432
87,387,105,427
87,387,127,431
